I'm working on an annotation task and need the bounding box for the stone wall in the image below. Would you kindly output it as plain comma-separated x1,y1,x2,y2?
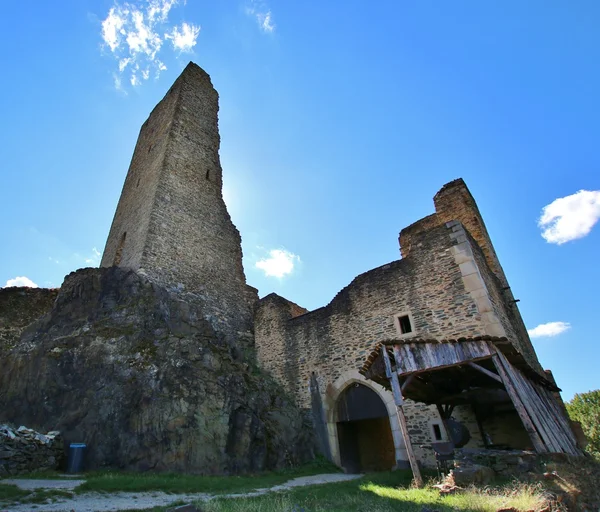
399,179,541,373
0,425,64,476
454,448,540,480
255,223,494,467
257,224,487,411
255,179,554,469
101,62,255,347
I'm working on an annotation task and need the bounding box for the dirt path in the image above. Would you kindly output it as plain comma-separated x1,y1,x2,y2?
1,473,362,512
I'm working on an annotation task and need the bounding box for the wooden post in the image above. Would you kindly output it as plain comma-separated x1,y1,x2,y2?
491,354,547,453
382,346,423,487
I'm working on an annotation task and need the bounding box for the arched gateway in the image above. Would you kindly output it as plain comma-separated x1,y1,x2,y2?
336,383,395,472
324,370,408,472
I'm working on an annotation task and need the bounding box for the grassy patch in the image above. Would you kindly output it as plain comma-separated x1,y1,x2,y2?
0,483,30,503
76,457,340,495
199,473,550,512
0,484,73,508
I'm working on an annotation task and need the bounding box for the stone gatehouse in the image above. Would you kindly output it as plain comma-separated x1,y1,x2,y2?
254,178,546,470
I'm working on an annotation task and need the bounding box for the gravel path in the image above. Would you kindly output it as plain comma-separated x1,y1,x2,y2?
1,473,362,512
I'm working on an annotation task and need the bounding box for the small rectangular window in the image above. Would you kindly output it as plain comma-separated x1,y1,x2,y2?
398,315,412,334
432,423,442,441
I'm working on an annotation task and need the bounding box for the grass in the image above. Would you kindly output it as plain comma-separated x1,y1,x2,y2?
198,473,551,512
75,456,340,495
1,460,556,511
0,483,74,508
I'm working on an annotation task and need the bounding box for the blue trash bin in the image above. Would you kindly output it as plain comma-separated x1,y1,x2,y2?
67,443,86,473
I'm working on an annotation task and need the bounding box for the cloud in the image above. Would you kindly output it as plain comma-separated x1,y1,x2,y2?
255,249,299,278
528,321,571,338
166,22,201,51
246,1,275,33
100,0,200,88
538,190,600,244
85,247,102,266
3,276,39,288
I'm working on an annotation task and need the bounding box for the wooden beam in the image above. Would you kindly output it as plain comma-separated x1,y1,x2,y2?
491,353,547,453
382,346,423,487
401,374,416,393
467,361,502,383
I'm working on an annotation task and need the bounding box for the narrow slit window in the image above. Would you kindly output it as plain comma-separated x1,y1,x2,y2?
206,170,210,181
398,315,412,334
432,423,442,441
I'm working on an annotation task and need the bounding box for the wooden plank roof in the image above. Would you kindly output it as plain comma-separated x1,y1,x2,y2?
359,336,559,393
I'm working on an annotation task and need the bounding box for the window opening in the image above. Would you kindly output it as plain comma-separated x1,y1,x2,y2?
432,423,442,441
398,315,412,334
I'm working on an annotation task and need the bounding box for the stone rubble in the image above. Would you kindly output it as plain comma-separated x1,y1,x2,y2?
0,424,63,476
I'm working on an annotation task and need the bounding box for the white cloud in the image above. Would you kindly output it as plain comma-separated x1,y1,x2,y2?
3,276,39,288
84,247,102,266
102,7,126,52
246,1,275,33
528,321,571,338
166,22,201,51
100,0,201,89
538,190,600,244
255,249,299,278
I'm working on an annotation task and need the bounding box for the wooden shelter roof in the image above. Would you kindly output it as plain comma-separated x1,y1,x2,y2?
359,335,559,397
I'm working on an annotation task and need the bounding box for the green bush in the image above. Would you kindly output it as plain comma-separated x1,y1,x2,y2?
566,389,600,455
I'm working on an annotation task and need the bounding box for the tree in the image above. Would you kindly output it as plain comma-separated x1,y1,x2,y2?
566,389,600,455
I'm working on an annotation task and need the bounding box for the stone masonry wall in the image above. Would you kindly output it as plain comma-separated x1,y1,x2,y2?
257,224,487,410
255,223,492,466
101,63,255,346
399,179,541,373
101,71,178,271
467,231,543,372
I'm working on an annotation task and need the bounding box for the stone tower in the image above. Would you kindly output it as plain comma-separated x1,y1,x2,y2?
101,62,255,345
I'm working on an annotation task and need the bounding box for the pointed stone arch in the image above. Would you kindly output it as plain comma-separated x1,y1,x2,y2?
324,370,408,470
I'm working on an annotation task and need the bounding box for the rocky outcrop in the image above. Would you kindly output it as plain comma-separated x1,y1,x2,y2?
0,286,58,351
0,425,64,476
0,267,314,473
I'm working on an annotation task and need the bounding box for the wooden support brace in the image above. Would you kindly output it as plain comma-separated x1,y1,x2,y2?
401,374,416,393
467,361,502,383
382,346,423,488
491,354,547,453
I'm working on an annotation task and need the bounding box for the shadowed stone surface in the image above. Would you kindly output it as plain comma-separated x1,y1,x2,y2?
0,267,313,473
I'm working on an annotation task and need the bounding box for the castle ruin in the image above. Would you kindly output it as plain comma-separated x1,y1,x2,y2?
0,62,582,475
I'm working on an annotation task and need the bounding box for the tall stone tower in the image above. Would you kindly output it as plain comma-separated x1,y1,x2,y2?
101,62,255,345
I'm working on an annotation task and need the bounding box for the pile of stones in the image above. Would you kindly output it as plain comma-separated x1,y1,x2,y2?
0,424,64,475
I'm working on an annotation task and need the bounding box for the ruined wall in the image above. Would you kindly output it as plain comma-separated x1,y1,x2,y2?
101,63,255,345
400,179,541,373
256,224,487,409
255,223,493,467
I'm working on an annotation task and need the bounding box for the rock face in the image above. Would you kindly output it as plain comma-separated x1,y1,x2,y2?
0,267,313,473
0,425,64,476
0,287,58,351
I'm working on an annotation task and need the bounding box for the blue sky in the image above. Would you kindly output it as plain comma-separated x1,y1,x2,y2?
1,1,598,401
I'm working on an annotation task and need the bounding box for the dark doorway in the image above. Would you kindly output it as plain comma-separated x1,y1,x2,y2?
336,383,395,473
